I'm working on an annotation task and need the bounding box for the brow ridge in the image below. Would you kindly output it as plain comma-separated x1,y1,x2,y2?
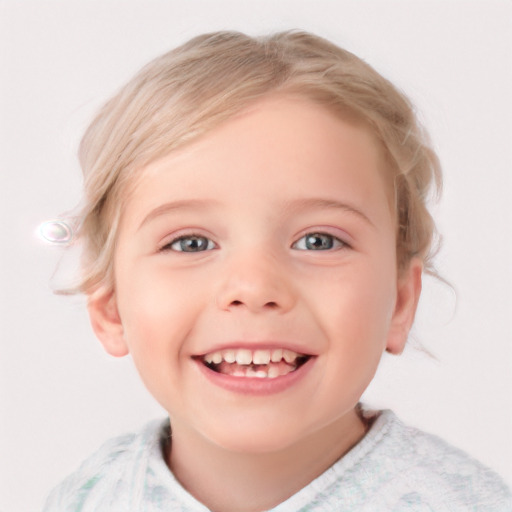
138,199,220,230
283,198,375,227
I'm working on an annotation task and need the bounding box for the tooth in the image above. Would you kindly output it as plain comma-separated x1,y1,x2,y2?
211,351,223,364
283,349,298,364
204,353,214,364
246,367,267,379
235,349,252,365
267,366,280,379
223,349,236,363
253,349,271,365
271,349,283,362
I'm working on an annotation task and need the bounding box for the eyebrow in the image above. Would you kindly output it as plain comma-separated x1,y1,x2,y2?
137,197,375,231
282,198,375,228
138,199,220,231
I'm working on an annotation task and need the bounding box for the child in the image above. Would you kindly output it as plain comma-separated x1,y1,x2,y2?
43,30,511,511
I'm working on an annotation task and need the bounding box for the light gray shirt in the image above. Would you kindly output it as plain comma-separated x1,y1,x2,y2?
43,410,512,511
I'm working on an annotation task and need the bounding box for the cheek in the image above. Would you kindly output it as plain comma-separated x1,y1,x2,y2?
313,256,397,348
326,262,396,318
115,263,206,359
114,265,207,410
318,272,396,400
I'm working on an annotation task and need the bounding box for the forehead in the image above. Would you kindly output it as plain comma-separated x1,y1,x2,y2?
121,95,392,225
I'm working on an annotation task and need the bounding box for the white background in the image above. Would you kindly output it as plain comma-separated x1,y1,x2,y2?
0,1,511,511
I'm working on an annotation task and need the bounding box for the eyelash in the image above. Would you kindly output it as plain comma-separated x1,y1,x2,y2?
292,232,348,251
160,232,349,253
161,234,216,253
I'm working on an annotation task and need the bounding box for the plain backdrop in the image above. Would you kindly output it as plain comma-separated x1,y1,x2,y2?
0,1,511,511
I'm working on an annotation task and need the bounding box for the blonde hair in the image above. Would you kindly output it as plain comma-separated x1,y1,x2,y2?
72,30,441,294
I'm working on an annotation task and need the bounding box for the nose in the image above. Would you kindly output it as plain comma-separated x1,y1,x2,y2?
216,250,296,314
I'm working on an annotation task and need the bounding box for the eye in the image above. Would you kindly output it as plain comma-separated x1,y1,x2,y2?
163,235,216,252
292,232,347,251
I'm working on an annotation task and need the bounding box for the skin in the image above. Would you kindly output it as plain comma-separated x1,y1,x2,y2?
88,95,422,512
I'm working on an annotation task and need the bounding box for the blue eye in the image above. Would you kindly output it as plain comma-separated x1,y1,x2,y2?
165,235,216,252
293,233,345,251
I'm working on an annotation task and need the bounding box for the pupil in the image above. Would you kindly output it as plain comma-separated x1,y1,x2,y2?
306,234,332,250
182,236,206,251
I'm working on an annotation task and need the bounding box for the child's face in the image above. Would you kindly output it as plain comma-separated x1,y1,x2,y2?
89,95,421,453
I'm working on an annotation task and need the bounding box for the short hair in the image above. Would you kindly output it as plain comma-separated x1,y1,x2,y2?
72,30,441,294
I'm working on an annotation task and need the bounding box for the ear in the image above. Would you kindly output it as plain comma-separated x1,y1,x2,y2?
87,286,129,357
385,258,423,355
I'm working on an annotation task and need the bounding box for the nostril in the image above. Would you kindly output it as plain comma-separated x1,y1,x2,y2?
228,299,278,309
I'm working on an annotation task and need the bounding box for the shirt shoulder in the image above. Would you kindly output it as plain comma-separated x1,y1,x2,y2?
273,409,512,512
42,419,168,512
386,412,511,510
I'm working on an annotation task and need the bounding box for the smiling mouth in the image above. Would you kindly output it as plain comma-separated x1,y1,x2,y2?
198,348,310,379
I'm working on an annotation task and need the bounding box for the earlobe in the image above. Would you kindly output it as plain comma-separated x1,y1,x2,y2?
87,286,129,357
386,258,423,355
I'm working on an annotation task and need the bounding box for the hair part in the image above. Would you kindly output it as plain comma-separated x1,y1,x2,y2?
68,30,441,295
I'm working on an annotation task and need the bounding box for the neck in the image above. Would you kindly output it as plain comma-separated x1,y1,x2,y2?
167,408,367,512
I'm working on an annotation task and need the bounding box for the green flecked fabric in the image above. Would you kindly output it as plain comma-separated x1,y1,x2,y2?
43,410,512,512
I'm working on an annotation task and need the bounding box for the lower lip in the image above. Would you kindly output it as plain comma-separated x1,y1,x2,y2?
194,357,315,396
